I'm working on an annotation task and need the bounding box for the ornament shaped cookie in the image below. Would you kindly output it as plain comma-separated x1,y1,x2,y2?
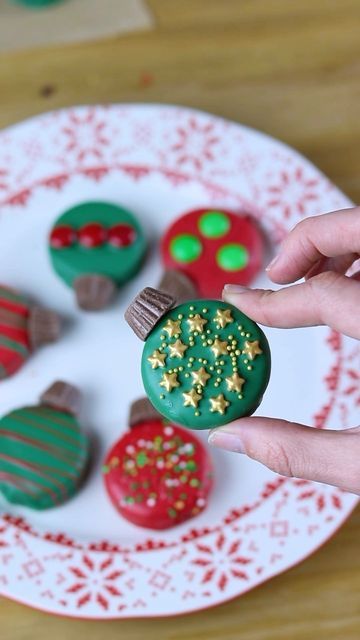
103,398,214,529
0,381,89,510
125,285,271,430
0,284,60,381
49,201,146,310
161,208,264,297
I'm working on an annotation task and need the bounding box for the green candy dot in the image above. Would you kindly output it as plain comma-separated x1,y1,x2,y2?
170,234,202,263
217,243,249,271
198,211,230,238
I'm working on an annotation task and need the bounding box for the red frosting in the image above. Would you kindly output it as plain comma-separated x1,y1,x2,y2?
108,224,136,248
78,223,107,248
49,225,77,249
161,208,264,297
50,223,137,250
103,420,213,530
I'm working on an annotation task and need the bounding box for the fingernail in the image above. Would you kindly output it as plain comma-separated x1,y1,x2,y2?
222,284,249,299
265,255,279,272
208,428,245,453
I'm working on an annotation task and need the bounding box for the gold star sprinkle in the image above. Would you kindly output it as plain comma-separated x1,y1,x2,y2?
168,339,188,359
147,350,166,369
163,318,181,338
243,340,263,360
182,388,202,408
209,394,230,415
214,308,234,329
226,372,245,393
159,371,180,392
191,366,211,387
210,339,228,357
187,314,208,333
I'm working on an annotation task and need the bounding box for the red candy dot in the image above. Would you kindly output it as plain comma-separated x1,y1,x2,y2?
78,223,107,248
108,224,136,248
50,225,77,249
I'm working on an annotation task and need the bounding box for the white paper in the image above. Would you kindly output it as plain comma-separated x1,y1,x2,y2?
0,0,153,52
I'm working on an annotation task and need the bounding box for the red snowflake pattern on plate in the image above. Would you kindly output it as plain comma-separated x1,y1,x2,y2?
266,166,321,219
192,533,252,591
161,115,229,172
66,555,124,611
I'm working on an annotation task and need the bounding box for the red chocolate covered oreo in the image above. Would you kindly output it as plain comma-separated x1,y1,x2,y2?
161,208,264,298
0,284,60,380
103,398,214,530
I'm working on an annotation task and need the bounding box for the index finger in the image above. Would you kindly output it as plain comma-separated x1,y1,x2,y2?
268,206,360,284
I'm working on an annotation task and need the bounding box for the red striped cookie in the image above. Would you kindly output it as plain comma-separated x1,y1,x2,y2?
0,285,60,380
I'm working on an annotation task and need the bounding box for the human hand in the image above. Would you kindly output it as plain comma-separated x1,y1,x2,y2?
208,206,360,495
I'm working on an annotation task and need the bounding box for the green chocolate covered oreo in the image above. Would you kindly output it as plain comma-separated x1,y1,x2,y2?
14,0,62,6
0,382,89,510
126,288,271,430
49,201,146,310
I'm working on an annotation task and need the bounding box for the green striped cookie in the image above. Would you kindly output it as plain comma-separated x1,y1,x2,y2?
0,382,89,510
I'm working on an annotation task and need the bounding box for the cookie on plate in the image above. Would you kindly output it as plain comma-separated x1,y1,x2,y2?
0,284,60,381
103,398,214,529
161,208,264,298
125,285,271,430
49,201,147,311
0,381,89,510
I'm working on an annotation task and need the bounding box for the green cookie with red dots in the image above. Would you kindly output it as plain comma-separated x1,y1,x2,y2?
103,398,214,530
125,288,271,430
49,201,146,311
161,208,264,298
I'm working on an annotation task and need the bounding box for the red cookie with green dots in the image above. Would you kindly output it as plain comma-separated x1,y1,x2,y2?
103,398,214,530
161,208,264,297
0,284,60,381
49,201,146,311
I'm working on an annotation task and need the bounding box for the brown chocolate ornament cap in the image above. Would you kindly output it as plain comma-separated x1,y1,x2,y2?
129,397,162,428
40,381,82,417
74,274,116,311
125,287,175,341
158,269,198,303
28,306,61,349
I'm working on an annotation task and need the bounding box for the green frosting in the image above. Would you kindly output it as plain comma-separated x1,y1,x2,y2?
142,300,271,430
169,234,202,263
216,243,249,271
49,201,146,289
198,211,230,238
0,405,89,510
13,0,62,7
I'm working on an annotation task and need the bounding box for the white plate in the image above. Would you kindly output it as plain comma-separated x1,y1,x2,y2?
0,104,358,619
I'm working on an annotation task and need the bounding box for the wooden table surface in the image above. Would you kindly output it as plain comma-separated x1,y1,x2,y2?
0,1,359,638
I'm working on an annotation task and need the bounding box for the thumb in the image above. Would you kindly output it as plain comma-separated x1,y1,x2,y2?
208,418,360,495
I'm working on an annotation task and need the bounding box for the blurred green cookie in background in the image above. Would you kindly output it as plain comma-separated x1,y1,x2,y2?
13,0,63,8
